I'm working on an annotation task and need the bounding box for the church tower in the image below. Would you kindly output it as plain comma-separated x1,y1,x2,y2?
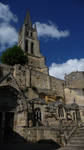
18,12,48,74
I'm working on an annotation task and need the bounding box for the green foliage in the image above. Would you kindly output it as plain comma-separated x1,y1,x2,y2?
0,45,27,66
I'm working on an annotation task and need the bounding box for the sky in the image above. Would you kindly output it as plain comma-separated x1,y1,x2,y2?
0,0,84,79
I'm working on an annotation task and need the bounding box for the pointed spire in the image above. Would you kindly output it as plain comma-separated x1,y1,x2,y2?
24,12,32,26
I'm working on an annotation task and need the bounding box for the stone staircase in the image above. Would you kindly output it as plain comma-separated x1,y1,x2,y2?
59,127,84,150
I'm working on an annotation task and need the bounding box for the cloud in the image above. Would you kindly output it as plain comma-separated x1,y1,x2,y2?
35,22,70,39
0,23,18,48
0,3,18,51
0,2,17,22
49,59,84,80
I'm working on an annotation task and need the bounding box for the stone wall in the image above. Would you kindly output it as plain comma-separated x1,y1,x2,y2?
65,72,84,89
12,65,64,100
79,106,84,122
64,88,84,105
0,64,64,101
31,70,50,90
28,55,46,68
50,76,64,98
13,65,28,90
64,72,84,122
64,87,84,122
14,111,28,127
24,127,60,144
0,64,12,80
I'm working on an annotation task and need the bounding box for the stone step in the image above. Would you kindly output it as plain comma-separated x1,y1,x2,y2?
59,145,84,150
70,139,84,142
77,129,84,131
77,127,84,129
59,127,84,150
75,131,84,133
67,143,84,147
71,134,84,137
60,146,84,150
75,130,84,133
69,141,84,144
70,137,84,140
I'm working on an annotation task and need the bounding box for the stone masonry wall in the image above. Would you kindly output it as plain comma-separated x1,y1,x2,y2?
0,64,12,79
0,64,65,101
64,88,84,105
31,70,51,90
24,127,60,144
65,72,84,89
50,76,64,98
13,65,64,99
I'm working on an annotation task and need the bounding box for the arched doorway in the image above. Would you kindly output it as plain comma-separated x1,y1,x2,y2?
0,85,18,143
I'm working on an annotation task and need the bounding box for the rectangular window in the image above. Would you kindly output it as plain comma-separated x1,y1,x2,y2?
25,31,29,36
31,42,34,54
31,32,33,37
25,40,28,53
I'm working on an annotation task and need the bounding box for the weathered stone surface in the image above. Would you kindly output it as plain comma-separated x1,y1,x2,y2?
65,72,84,89
0,12,83,146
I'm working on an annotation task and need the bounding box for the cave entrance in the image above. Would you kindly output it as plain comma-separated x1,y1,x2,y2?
0,112,14,143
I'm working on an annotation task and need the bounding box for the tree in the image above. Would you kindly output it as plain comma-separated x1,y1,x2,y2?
0,45,27,66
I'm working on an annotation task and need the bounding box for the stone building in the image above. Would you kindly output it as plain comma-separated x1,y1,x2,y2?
0,12,82,145
64,72,84,122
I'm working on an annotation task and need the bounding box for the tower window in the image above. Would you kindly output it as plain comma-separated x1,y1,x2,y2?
25,40,28,53
31,32,33,37
26,31,29,36
31,42,34,54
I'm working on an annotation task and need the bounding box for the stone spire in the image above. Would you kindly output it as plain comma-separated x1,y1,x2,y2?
18,12,49,74
24,12,32,26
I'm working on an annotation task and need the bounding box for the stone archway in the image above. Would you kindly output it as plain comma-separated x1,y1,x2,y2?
0,85,18,143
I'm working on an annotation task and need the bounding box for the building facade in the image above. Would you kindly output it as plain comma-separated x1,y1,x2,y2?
0,12,83,145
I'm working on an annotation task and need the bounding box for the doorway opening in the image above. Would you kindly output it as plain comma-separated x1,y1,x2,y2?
0,112,14,143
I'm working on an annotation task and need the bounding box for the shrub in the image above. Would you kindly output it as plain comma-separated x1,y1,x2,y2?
0,45,27,66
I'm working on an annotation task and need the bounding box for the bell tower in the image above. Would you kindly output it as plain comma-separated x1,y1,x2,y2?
18,12,41,57
18,12,48,74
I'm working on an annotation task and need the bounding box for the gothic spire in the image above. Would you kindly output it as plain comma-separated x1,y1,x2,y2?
24,12,32,26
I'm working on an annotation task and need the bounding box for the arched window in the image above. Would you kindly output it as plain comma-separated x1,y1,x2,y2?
73,112,75,121
76,110,81,121
34,108,41,126
58,106,64,118
26,31,29,36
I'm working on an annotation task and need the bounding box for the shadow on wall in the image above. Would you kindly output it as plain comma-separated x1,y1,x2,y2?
0,128,61,150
